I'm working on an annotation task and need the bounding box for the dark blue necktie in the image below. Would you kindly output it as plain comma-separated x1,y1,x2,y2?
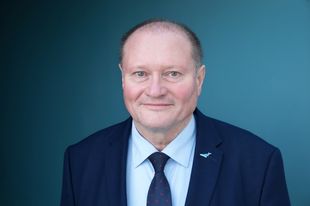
147,152,172,206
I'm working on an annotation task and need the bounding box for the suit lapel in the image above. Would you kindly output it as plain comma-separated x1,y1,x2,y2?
103,110,222,206
185,110,223,206
105,118,132,206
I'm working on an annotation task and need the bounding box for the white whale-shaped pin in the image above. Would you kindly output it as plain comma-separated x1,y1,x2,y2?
200,152,212,158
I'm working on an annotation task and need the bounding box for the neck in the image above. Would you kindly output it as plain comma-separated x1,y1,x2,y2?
134,117,191,151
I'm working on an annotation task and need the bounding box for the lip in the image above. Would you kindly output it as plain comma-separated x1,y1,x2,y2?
142,103,173,110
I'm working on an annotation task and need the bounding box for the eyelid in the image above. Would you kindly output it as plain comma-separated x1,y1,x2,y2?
164,71,182,77
130,70,149,82
132,70,147,76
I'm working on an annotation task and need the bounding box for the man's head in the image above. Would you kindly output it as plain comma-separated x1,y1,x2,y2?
119,19,205,136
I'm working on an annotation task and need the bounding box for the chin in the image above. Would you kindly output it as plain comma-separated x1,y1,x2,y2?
145,120,170,128
139,117,173,130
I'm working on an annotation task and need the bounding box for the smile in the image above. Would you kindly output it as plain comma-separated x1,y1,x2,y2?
142,103,173,110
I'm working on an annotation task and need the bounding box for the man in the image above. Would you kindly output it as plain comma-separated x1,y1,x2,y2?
61,19,290,206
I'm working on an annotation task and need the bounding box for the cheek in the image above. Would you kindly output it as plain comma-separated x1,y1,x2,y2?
173,82,197,101
123,83,144,102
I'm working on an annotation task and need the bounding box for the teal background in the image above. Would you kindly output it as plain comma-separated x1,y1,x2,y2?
1,0,309,205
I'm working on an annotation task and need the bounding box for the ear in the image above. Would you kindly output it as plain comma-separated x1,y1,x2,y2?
118,63,124,74
196,65,206,96
118,63,125,89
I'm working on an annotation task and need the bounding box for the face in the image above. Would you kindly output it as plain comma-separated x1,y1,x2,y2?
121,30,205,133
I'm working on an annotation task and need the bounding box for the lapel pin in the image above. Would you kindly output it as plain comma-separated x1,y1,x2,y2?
200,152,212,159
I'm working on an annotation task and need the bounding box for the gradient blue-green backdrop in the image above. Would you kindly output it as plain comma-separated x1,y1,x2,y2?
1,0,309,205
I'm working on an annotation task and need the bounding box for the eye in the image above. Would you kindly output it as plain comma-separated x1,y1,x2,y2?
130,71,149,82
168,71,181,77
164,71,183,81
133,71,146,77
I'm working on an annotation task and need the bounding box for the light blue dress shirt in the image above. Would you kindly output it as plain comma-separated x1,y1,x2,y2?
126,115,196,206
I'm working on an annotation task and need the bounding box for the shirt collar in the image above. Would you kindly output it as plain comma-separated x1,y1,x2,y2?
131,115,196,168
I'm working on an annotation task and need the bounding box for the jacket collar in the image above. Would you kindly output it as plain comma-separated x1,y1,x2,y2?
105,118,132,206
105,109,223,206
185,109,223,206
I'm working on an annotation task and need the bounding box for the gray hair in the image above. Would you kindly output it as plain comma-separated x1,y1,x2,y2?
120,18,203,68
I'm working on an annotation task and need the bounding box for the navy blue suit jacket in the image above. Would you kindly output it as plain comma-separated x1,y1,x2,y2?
61,109,290,206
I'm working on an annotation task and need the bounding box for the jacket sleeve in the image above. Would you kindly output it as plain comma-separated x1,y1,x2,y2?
60,147,75,206
260,148,291,206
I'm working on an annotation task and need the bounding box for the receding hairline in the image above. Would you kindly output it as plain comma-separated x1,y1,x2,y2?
129,21,188,36
120,19,203,68
122,21,192,51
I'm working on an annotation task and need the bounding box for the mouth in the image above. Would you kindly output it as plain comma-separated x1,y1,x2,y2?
142,103,173,110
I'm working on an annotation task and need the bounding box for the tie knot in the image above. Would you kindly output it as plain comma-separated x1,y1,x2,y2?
148,152,170,173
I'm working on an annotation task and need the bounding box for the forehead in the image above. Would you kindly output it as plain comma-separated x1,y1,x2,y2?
124,26,190,48
122,29,193,67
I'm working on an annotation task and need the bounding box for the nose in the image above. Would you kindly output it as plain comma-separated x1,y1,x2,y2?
145,75,167,97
